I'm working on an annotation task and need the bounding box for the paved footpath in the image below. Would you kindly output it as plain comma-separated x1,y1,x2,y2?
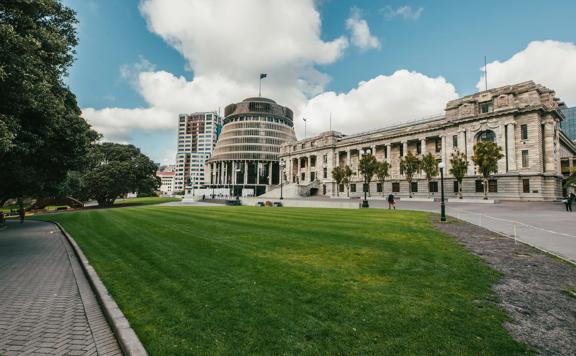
0,220,122,356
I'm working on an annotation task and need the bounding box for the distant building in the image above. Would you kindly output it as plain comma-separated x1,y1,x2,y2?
174,112,222,193
560,106,576,141
156,170,176,194
206,97,297,196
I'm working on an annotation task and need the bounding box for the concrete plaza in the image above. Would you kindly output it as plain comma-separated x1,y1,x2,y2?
0,220,121,356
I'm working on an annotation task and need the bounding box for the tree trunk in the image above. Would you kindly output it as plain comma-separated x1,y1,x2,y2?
408,180,412,198
427,179,431,198
458,180,463,199
483,178,488,200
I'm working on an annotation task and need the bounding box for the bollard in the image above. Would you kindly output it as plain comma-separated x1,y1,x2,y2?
513,221,517,245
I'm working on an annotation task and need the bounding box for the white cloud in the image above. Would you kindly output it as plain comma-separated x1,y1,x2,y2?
346,8,380,51
301,70,458,136
384,5,423,20
477,40,576,106
85,0,349,143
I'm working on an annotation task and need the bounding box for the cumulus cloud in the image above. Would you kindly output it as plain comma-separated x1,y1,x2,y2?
345,8,380,51
84,0,349,142
478,40,576,105
384,5,423,20
301,70,458,136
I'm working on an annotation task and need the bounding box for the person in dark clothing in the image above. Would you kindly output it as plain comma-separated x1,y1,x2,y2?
387,193,396,210
0,211,5,226
18,207,25,223
567,193,576,212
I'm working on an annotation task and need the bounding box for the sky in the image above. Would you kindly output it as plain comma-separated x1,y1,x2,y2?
63,0,576,164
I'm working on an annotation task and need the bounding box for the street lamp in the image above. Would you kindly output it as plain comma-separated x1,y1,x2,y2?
438,161,446,222
211,171,215,199
360,148,372,208
279,159,286,200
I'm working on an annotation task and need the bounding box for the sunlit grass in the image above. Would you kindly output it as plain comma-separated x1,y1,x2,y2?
37,206,528,355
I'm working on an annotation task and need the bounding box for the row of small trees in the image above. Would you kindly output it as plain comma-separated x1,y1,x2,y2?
331,141,504,199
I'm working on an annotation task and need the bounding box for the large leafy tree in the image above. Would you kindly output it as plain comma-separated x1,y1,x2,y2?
375,161,390,196
400,152,421,198
421,153,439,197
472,141,504,199
358,154,378,196
331,166,345,197
0,1,99,206
449,151,469,199
84,143,160,207
342,165,353,197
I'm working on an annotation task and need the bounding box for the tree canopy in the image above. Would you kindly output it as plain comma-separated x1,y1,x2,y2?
84,143,160,207
449,151,469,199
472,141,504,199
375,161,390,195
420,153,438,197
0,1,99,205
400,152,421,197
358,154,378,182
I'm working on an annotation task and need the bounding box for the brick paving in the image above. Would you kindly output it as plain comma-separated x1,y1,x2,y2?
0,220,122,356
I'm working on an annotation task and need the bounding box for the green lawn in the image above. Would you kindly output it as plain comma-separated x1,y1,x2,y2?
37,206,529,355
113,196,181,207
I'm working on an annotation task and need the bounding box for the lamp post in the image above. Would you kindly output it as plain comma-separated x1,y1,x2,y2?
360,148,372,208
279,159,285,200
438,161,446,222
211,171,215,199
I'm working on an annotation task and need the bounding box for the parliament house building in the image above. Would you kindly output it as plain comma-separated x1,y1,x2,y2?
278,81,576,201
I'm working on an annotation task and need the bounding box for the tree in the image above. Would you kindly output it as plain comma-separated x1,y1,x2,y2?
472,141,504,199
84,143,160,207
449,151,469,199
0,1,99,206
563,169,576,192
358,154,378,196
375,161,390,196
400,152,421,198
342,165,353,197
420,153,439,198
331,166,345,197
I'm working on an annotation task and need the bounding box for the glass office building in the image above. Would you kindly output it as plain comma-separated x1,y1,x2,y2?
561,106,576,141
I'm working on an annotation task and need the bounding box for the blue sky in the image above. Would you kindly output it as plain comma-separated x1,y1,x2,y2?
63,0,576,163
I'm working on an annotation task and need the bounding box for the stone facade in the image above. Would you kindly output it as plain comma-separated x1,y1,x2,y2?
279,81,576,201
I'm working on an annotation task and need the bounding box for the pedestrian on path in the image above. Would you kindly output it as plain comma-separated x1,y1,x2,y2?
387,193,396,210
0,211,5,226
18,206,25,223
568,193,576,212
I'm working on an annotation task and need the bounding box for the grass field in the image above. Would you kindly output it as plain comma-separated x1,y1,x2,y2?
37,206,528,355
112,196,181,207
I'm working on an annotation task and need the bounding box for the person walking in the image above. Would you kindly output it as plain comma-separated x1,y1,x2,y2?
387,193,396,210
0,211,5,227
18,206,26,223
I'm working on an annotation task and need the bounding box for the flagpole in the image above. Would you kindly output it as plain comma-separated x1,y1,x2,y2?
259,77,262,97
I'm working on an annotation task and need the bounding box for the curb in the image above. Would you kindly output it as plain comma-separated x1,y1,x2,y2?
52,222,149,356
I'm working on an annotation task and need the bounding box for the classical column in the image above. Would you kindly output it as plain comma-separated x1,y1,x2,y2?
506,124,517,171
243,161,248,185
466,129,475,176
420,138,427,155
269,162,273,185
497,124,506,173
543,120,556,173
402,141,408,157
441,135,447,168
371,145,376,157
307,156,311,183
231,161,236,185
346,150,351,167
386,145,391,161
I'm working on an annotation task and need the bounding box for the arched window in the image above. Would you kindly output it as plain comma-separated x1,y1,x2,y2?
476,130,496,142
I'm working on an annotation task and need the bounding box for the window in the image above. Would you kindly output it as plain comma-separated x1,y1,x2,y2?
301,172,305,181
399,145,404,157
429,181,438,193
377,183,383,193
416,141,422,154
475,180,484,193
339,184,345,193
522,179,530,193
311,172,316,181
435,138,441,153
453,181,459,193
323,154,328,164
488,179,498,193
392,182,400,193
411,182,418,193
453,135,458,148
521,124,528,140
477,130,496,142
522,150,529,168
351,184,356,193
323,167,327,179
479,101,493,114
